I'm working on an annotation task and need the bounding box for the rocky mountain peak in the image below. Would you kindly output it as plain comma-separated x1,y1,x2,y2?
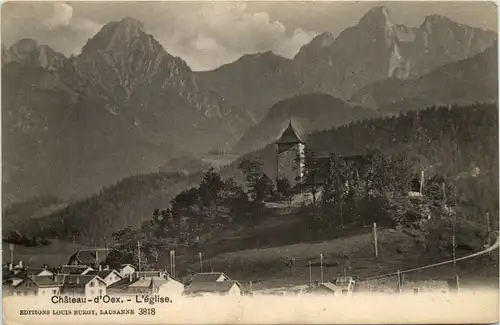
9,38,39,54
294,32,334,61
3,39,65,70
81,16,158,55
309,32,335,48
358,5,393,28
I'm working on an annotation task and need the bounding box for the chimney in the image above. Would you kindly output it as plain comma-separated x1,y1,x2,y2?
99,265,102,272
129,274,132,282
105,265,109,270
76,277,80,284
9,263,13,271
43,264,48,269
19,260,23,268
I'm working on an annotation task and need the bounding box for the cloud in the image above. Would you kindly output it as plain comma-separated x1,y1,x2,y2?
150,2,318,70
191,34,224,52
42,2,73,30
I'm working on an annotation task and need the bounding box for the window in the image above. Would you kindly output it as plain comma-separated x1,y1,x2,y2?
53,289,57,295
90,281,95,287
413,288,420,295
99,289,103,296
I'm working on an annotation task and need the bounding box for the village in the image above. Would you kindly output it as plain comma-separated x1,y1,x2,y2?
1,246,461,299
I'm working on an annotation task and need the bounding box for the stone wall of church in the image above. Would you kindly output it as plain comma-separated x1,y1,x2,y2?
277,143,305,186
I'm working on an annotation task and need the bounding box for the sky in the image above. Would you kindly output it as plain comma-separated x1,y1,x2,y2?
1,1,498,71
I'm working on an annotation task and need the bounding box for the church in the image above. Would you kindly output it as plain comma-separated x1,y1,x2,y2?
275,121,306,187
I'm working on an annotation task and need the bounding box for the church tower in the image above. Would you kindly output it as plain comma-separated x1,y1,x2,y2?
276,121,306,186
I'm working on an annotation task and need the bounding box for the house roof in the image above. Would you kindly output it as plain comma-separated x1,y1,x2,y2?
120,264,136,269
57,275,105,288
26,268,52,275
107,278,137,290
135,270,165,277
69,249,110,265
276,122,305,145
59,265,92,275
128,276,171,289
184,281,240,294
28,275,62,288
316,282,338,292
190,272,229,283
86,270,121,279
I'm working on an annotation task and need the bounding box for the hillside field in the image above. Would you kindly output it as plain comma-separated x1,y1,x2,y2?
2,239,95,267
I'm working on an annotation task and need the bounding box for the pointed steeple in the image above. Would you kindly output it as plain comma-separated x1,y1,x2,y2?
276,120,305,145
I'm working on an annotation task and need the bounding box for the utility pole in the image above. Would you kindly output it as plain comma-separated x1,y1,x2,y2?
486,212,491,235
172,249,176,278
9,243,14,266
420,169,425,194
320,253,324,283
137,241,142,272
373,222,379,258
397,270,402,293
199,252,203,273
308,261,312,286
169,250,174,276
104,236,108,260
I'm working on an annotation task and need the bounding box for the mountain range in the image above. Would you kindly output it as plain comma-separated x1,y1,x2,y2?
2,5,498,205
198,6,497,118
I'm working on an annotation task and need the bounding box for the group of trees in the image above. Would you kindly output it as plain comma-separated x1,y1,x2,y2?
296,148,459,232
108,163,276,268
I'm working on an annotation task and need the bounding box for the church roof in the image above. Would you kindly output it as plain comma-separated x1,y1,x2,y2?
276,121,305,144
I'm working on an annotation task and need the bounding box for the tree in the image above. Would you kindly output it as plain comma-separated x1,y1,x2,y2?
198,167,224,208
238,159,272,202
253,174,274,203
322,154,349,228
277,177,292,203
301,148,320,207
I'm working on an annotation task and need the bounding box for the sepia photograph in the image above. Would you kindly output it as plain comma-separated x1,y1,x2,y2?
1,0,499,324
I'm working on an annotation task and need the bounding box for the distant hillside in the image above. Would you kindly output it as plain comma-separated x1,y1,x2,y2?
19,103,498,246
2,196,66,233
352,44,498,110
21,172,204,245
196,52,300,124
233,93,381,154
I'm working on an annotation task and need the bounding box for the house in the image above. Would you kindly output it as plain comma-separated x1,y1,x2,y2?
119,264,136,277
183,280,242,297
58,274,107,298
86,269,123,286
127,276,184,295
59,265,94,275
190,272,230,283
107,277,137,295
25,267,54,277
134,270,167,279
307,282,338,295
67,249,110,268
401,280,451,295
11,275,62,297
